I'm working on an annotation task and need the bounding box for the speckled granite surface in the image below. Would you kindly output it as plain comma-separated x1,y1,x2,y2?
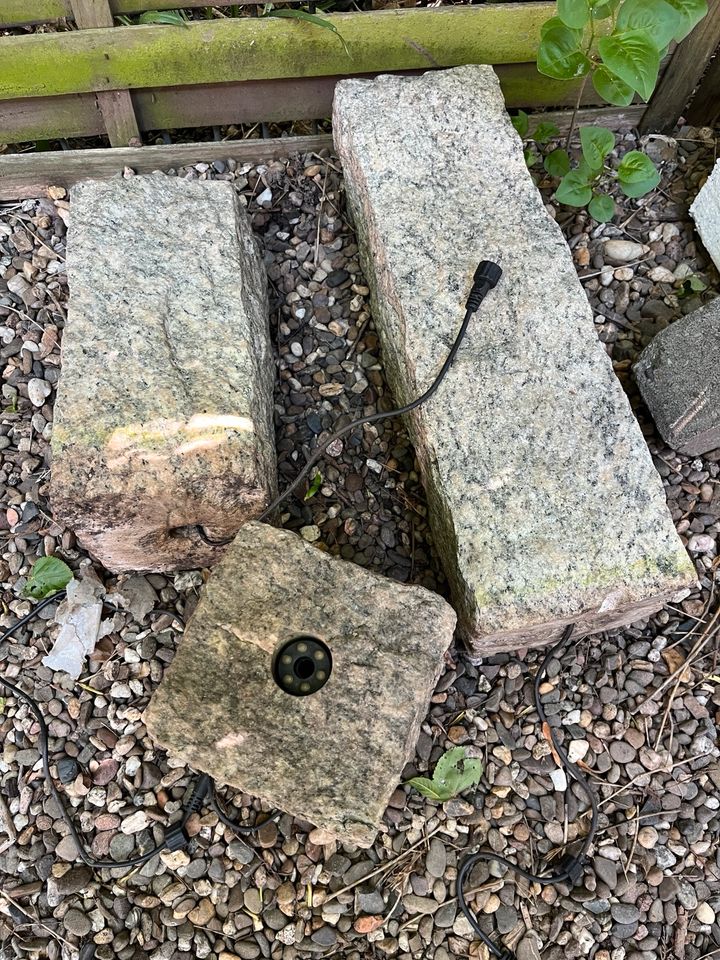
145,521,456,846
635,297,720,455
51,175,276,573
690,158,720,272
333,65,695,656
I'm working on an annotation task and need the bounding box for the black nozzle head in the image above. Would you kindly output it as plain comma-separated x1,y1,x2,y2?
473,260,502,290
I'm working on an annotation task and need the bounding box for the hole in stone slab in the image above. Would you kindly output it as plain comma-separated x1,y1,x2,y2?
272,636,332,697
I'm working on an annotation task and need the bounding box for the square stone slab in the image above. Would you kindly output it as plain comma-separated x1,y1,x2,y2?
333,65,695,657
144,521,456,846
51,174,276,573
690,158,720,272
635,296,720,455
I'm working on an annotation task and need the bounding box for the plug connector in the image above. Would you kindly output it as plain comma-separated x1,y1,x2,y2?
559,854,586,887
465,260,502,314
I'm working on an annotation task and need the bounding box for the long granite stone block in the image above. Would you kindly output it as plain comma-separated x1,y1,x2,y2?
333,65,695,656
51,174,276,572
144,521,456,846
690,158,720,272
635,297,720,455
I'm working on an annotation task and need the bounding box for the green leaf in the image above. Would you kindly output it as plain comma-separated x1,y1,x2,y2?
617,149,661,196
511,109,529,137
689,274,708,291
524,146,539,168
544,148,572,177
264,8,350,55
592,64,636,105
23,556,73,600
533,121,561,143
138,9,189,26
541,15,582,38
616,0,683,50
557,0,591,29
407,748,483,803
664,0,708,40
304,471,323,501
580,126,615,170
598,30,660,100
556,171,594,206
588,193,616,221
591,0,620,17
538,23,591,80
406,777,445,801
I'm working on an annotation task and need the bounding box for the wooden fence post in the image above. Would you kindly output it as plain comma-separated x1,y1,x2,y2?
69,0,141,147
640,3,720,134
688,50,720,127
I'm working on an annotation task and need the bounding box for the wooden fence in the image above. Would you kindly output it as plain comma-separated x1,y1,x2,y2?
0,0,718,200
2,0,717,147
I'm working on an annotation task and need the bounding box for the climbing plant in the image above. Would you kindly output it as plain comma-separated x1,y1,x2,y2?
528,0,708,220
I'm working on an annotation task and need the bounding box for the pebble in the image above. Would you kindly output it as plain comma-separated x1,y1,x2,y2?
27,377,51,406
603,239,648,265
696,903,716,925
63,909,91,936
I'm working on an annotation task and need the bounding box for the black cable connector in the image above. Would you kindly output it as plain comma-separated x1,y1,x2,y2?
465,260,503,314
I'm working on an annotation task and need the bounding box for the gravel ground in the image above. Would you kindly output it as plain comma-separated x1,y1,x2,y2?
0,127,719,960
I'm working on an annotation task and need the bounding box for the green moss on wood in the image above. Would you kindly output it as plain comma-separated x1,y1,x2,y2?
0,5,556,100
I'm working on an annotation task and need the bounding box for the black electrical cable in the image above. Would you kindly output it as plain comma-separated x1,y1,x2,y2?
457,624,600,960
0,595,269,870
0,261,506,872
196,260,504,546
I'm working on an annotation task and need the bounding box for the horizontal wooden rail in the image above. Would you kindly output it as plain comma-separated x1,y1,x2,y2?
0,63,611,143
0,136,333,200
0,5,554,99
0,0,306,25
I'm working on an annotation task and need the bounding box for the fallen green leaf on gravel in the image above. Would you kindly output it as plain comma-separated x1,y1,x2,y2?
23,556,73,600
407,747,483,802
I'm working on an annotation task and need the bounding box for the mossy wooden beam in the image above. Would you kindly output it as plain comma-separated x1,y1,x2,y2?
1,0,70,26
0,5,555,100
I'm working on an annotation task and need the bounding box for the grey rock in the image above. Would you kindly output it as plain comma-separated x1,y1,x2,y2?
611,903,641,924
334,66,694,657
145,522,456,846
53,866,93,896
425,837,447,878
51,174,277,573
355,889,386,914
311,927,337,946
690,158,720,272
635,296,720,455
62,909,91,936
594,857,618,889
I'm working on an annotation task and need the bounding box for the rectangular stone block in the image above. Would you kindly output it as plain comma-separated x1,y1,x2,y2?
635,297,720,455
333,66,695,657
51,174,276,573
690,158,720,272
144,521,456,846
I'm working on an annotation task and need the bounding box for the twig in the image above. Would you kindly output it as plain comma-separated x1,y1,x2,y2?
314,164,329,268
9,215,65,262
322,824,444,903
0,891,75,949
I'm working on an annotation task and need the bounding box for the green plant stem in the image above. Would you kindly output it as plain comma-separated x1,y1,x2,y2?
565,72,589,149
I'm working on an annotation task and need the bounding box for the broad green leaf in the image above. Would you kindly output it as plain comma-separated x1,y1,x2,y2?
406,777,445,801
533,121,561,143
616,0,683,49
619,174,660,197
557,0,591,29
524,146,539,168
617,150,660,197
541,15,582,39
556,171,594,206
511,109,530,137
304,471,323,501
544,148,572,177
689,274,708,291
264,8,350,55
588,193,616,221
592,65,636,105
23,556,73,600
138,9,189,25
434,747,483,797
580,126,615,170
664,0,708,40
598,31,660,100
538,23,591,80
591,0,620,17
